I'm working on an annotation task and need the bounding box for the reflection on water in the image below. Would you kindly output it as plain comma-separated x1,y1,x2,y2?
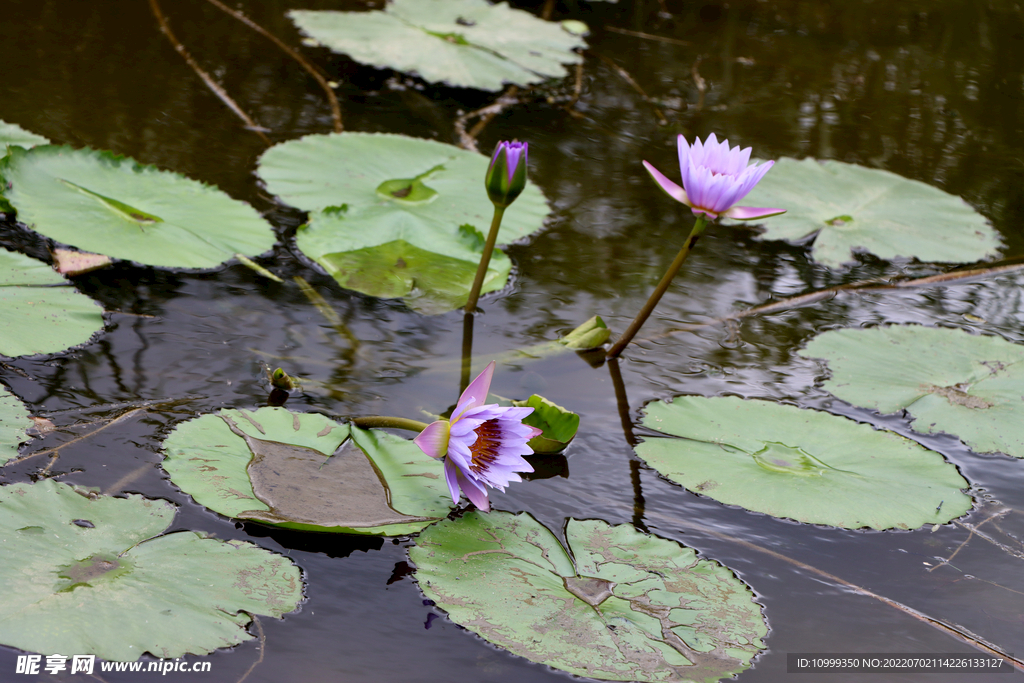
4,0,1024,680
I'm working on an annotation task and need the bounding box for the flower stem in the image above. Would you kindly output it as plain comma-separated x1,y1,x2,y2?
606,216,709,359
464,205,506,313
351,416,430,432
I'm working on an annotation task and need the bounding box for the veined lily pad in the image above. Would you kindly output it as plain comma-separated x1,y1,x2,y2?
723,158,999,266
0,146,276,269
635,396,971,530
0,385,33,466
257,132,549,313
288,0,585,91
161,407,452,535
801,325,1024,458
0,248,105,357
0,121,49,150
0,479,302,661
411,512,766,682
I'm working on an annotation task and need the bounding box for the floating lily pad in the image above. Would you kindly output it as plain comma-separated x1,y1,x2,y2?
0,479,302,660
288,0,585,91
161,407,452,535
0,385,33,466
411,511,766,682
257,132,549,312
0,121,49,150
0,248,105,357
0,146,276,269
801,325,1024,458
635,396,971,529
723,158,999,266
513,394,579,454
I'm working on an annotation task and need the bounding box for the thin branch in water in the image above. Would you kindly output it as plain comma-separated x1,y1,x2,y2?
604,26,691,46
455,87,522,152
590,51,667,125
11,408,147,467
541,0,556,20
292,276,360,355
928,508,1009,572
203,0,343,133
148,0,271,144
104,463,154,496
691,56,706,111
955,518,1024,562
235,615,265,683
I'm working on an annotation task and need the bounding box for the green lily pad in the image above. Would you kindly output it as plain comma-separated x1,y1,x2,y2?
257,132,549,312
801,325,1024,458
0,121,49,150
0,385,33,466
161,407,452,535
723,158,999,266
635,396,971,530
411,511,766,682
0,146,276,269
0,248,105,357
0,479,302,661
559,315,610,350
288,0,585,91
513,394,579,454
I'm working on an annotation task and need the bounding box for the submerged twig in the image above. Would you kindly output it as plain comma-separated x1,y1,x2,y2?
691,56,706,111
148,0,271,144
202,0,343,133
455,87,522,152
604,26,691,46
292,276,360,355
929,509,1009,572
17,409,146,470
235,615,265,683
590,51,667,125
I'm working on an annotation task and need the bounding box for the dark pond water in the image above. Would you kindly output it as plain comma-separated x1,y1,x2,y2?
4,0,1024,681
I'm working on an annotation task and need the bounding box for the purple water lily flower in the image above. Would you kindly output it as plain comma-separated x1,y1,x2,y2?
643,133,785,221
413,361,539,512
484,140,528,208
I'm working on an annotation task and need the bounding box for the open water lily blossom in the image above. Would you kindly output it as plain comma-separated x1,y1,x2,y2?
643,133,785,221
413,361,539,511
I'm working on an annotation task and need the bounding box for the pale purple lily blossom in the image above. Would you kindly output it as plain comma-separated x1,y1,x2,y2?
413,361,539,512
643,133,785,221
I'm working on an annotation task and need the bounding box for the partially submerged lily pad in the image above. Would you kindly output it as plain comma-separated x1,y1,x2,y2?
513,394,579,454
161,407,452,535
257,132,549,312
0,248,105,357
1,146,276,269
288,0,585,91
801,325,1024,458
0,121,49,150
0,479,302,660
0,385,33,466
635,396,971,529
723,158,999,266
411,511,766,682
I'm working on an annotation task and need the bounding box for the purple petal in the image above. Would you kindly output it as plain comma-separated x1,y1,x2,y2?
443,458,461,505
453,361,495,420
676,135,692,176
413,420,450,459
722,206,787,220
504,141,527,184
643,161,689,205
526,425,543,438
455,467,490,511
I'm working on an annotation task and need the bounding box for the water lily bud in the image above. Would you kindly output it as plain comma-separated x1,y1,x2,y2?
484,141,528,208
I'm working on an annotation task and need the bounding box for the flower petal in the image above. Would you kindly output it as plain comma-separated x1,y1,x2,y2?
443,457,462,506
722,205,787,220
455,361,495,419
413,420,450,459
642,161,689,205
455,467,490,512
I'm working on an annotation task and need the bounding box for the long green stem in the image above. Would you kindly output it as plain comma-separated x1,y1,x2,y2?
351,416,430,432
606,216,708,359
465,205,506,313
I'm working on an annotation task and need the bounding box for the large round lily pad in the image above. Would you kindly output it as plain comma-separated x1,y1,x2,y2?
635,396,972,530
288,0,585,91
257,132,549,312
0,479,303,661
0,146,276,269
161,407,453,535
411,511,766,682
0,385,33,466
0,248,105,357
801,325,1024,458
723,158,999,266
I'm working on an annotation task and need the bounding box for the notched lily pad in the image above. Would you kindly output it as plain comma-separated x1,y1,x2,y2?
161,407,452,535
0,479,302,661
258,132,548,312
411,511,766,682
0,248,105,357
801,325,1024,458
512,394,579,454
1,146,276,269
288,0,585,91
723,158,999,266
0,384,34,466
635,396,972,530
0,121,50,150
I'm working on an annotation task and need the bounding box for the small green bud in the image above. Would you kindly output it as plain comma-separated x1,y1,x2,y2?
484,140,528,208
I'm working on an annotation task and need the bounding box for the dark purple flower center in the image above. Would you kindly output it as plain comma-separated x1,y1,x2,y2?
470,419,502,473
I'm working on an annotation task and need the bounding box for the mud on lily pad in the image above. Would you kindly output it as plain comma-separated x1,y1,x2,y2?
411,511,766,682
802,325,1024,459
161,407,453,535
288,0,585,91
724,158,999,267
0,479,302,661
257,132,549,312
635,396,972,530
